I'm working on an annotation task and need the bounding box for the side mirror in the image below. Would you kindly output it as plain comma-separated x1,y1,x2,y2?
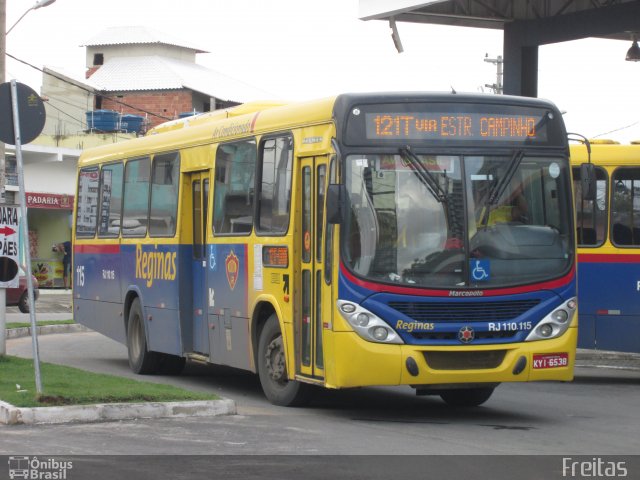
580,163,596,201
326,184,345,224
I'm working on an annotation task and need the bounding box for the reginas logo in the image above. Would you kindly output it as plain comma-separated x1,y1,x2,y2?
135,244,177,288
225,250,239,290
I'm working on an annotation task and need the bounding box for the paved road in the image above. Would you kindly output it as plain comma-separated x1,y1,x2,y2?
3,331,639,456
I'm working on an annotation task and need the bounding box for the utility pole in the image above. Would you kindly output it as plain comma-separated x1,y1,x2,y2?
0,0,7,356
484,54,503,95
1,0,7,204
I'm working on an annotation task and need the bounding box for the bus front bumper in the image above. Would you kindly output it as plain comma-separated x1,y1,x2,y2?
326,326,577,389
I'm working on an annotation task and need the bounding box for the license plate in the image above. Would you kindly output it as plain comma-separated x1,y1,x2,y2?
533,353,569,369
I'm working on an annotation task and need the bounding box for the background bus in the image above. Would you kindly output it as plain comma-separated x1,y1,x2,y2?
572,140,640,353
73,92,577,407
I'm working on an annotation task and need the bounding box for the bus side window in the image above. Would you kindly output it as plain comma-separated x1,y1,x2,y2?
76,167,100,238
610,167,640,247
213,140,257,235
573,166,607,246
98,162,124,237
149,152,180,237
122,157,151,237
257,135,293,234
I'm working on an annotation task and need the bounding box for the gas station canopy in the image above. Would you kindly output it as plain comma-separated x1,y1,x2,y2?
359,0,640,96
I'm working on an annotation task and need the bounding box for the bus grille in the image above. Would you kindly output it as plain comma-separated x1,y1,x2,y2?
423,350,506,370
388,299,540,323
410,331,517,341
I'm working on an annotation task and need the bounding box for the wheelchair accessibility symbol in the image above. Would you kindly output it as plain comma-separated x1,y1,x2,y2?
471,259,490,281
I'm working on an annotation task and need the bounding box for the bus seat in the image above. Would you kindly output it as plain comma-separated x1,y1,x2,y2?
612,223,632,245
576,227,597,245
221,192,253,233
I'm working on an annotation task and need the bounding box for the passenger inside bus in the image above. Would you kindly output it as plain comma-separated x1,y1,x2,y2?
476,180,529,226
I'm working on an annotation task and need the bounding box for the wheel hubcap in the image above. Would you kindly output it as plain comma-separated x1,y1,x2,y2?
130,316,142,360
265,336,286,384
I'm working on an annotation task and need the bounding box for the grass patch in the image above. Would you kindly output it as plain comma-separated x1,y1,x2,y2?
6,319,75,329
0,355,217,408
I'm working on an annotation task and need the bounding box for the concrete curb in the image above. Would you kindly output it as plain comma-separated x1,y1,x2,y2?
0,398,236,425
5,323,89,339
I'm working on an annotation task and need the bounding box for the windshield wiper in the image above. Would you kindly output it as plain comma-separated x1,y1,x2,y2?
480,150,524,225
399,146,448,203
487,150,524,205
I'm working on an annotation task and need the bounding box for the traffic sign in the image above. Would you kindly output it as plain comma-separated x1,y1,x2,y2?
0,82,46,145
0,205,20,287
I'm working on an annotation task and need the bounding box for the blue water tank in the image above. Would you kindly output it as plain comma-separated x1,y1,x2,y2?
86,110,119,132
179,111,201,118
120,114,144,134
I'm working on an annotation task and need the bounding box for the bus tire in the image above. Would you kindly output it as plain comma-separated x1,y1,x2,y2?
439,387,495,407
257,314,312,407
127,298,160,374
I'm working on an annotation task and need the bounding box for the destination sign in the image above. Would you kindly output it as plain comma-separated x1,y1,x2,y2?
343,102,559,146
263,245,288,268
365,112,544,142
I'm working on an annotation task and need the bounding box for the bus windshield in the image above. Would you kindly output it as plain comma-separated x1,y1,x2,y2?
343,152,573,288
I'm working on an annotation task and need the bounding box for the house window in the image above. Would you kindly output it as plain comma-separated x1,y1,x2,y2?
93,53,104,66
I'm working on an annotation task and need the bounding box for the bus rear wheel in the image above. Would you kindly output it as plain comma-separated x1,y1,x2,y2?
257,314,311,407
127,298,160,374
439,387,495,407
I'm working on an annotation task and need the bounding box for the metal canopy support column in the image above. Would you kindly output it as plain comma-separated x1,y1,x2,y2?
503,24,538,97
503,1,640,97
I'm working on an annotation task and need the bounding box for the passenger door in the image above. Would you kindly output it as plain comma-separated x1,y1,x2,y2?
296,156,329,380
190,171,210,354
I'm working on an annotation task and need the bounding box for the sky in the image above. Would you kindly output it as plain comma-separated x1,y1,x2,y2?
5,0,640,143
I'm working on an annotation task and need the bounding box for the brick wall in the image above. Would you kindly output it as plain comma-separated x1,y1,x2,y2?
99,90,194,130
86,67,100,78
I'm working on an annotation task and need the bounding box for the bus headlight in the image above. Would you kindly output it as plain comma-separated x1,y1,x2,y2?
337,300,403,344
538,324,553,337
355,313,370,327
525,297,577,342
371,326,389,341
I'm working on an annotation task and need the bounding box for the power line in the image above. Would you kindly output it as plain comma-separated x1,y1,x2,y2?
42,91,92,112
42,100,82,124
6,52,173,121
592,120,640,139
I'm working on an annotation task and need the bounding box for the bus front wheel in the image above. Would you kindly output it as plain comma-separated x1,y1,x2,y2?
127,298,160,374
257,314,311,407
439,387,495,407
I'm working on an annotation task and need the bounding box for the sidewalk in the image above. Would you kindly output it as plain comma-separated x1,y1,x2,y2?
6,289,72,322
576,348,640,371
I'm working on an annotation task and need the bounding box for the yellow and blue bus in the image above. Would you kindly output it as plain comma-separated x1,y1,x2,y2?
571,140,640,353
73,92,578,407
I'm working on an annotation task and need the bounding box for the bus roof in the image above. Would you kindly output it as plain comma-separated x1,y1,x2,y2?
77,96,338,166
570,143,640,166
